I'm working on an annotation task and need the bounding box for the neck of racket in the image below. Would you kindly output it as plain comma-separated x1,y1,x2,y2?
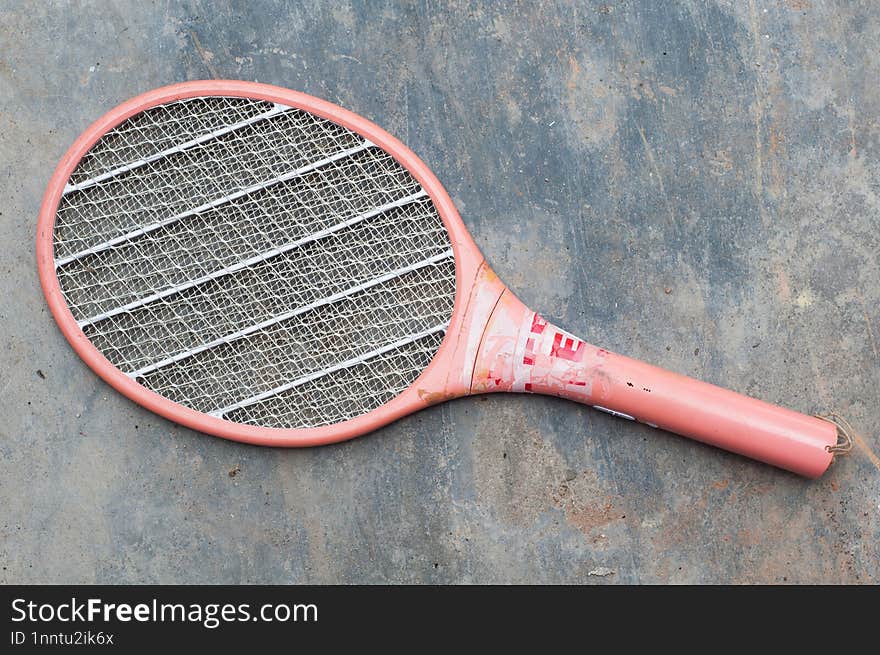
459,269,837,478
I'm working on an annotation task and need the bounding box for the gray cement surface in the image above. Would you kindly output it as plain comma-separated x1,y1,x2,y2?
1,0,878,583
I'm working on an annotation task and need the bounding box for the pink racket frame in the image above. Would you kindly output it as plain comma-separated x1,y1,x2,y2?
38,81,838,477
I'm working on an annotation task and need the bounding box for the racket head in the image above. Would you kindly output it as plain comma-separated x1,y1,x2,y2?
37,80,492,446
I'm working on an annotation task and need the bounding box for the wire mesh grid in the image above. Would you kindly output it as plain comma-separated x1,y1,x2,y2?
55,107,368,262
53,96,457,429
225,331,446,429
67,96,275,186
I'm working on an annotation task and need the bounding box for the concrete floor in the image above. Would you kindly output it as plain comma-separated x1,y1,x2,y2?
1,1,878,583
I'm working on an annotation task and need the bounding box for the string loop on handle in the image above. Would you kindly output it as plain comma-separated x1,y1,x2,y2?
815,412,855,455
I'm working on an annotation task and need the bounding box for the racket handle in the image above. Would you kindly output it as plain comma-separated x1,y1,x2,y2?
471,298,838,477
569,349,837,478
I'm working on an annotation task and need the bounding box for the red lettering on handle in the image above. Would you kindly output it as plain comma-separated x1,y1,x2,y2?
551,332,585,362
530,313,547,335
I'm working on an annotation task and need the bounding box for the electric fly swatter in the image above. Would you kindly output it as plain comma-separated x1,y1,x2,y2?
38,81,847,477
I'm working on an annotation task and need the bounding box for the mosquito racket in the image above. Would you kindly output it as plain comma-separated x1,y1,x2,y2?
37,81,848,477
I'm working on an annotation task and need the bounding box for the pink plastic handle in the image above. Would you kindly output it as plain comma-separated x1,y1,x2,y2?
563,348,836,477
470,291,837,477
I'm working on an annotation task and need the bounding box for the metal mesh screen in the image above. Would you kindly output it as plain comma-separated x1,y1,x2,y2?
52,95,457,429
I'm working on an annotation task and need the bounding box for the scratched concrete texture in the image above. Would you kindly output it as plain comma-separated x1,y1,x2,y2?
1,0,878,584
